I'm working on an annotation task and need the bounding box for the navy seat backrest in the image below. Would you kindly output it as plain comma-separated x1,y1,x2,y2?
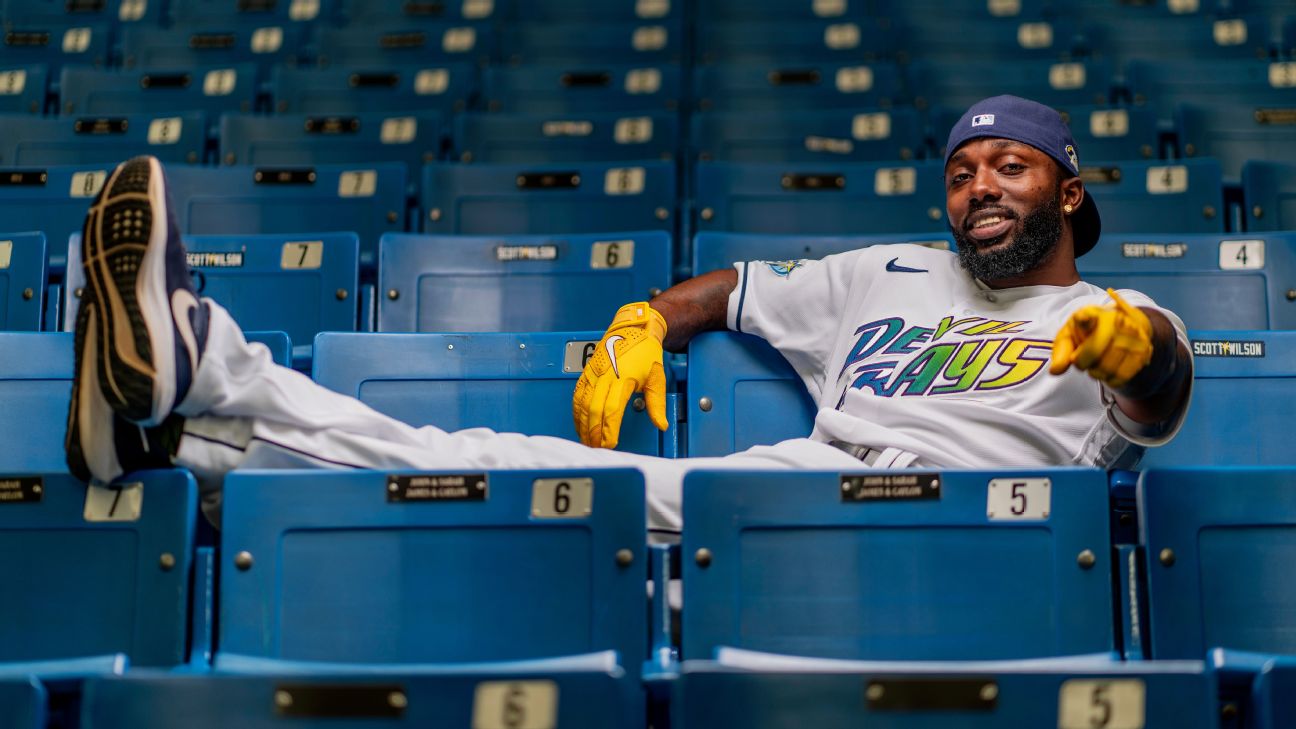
1243,160,1296,232
270,64,477,115
694,19,899,65
337,0,500,22
482,63,682,113
1080,158,1225,234
896,16,1085,62
316,23,496,67
0,113,206,166
0,164,114,273
0,66,47,114
0,232,46,332
1125,59,1296,123
0,24,109,74
119,23,309,83
910,59,1114,112
0,678,44,729
59,65,258,117
509,0,684,22
0,332,72,472
501,21,685,65
691,108,925,164
1177,102,1296,181
1083,12,1272,66
219,112,444,175
454,111,678,163
169,0,334,23
692,62,903,112
3,0,164,25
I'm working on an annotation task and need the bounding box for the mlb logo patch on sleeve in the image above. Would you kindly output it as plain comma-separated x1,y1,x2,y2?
972,114,995,127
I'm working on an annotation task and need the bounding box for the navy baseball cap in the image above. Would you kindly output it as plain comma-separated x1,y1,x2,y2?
943,95,1101,257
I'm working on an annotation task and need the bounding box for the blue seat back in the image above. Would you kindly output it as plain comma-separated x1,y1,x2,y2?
482,64,682,113
1125,59,1296,123
1255,656,1296,729
695,19,899,65
898,17,1085,62
510,0,683,22
0,470,197,666
694,161,947,235
0,678,45,729
312,331,675,456
1084,13,1271,66
1080,158,1225,234
501,21,684,65
682,468,1114,660
1177,103,1296,181
0,113,206,166
0,332,71,472
169,0,334,23
692,231,954,278
0,66,48,114
218,468,646,668
378,231,670,332
696,0,869,21
59,65,258,117
1140,331,1296,468
271,65,477,115
316,23,496,67
454,111,678,163
693,62,903,112
0,24,110,74
692,108,925,164
338,0,501,23
219,112,444,174
422,161,675,235
0,232,46,331
1243,160,1296,232
3,0,164,25
1140,466,1296,658
119,23,309,82
1080,233,1296,330
0,164,114,273
911,59,1114,111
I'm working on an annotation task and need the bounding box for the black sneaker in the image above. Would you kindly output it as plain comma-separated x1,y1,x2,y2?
80,155,208,426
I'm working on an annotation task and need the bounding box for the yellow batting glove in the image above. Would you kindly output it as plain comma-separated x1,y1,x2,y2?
1049,288,1154,390
573,301,669,449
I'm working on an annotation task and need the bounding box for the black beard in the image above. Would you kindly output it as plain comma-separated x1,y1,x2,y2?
951,196,1064,283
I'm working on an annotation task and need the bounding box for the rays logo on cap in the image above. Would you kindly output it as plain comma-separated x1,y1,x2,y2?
1065,143,1079,171
972,114,995,127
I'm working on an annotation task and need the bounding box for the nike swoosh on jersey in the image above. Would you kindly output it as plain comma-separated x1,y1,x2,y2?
885,257,929,273
605,334,625,377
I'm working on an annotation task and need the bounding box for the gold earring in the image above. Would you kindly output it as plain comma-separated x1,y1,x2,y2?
1063,203,1074,214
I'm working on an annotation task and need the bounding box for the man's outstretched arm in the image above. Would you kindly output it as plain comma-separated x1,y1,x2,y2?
651,268,738,352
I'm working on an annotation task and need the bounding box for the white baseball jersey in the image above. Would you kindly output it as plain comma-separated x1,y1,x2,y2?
727,243,1193,469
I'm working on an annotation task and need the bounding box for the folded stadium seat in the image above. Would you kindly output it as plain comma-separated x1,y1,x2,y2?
1124,59,1296,124
693,161,947,235
1081,12,1273,67
163,162,406,270
893,16,1086,63
693,18,900,65
0,232,46,332
0,23,109,76
1177,103,1296,181
0,164,117,273
2,0,164,25
421,161,676,236
378,231,671,332
59,65,258,118
931,104,1157,161
509,0,682,22
169,0,334,23
0,112,206,166
910,59,1115,113
335,0,500,23
691,230,955,277
1242,160,1296,231
481,63,682,113
691,61,904,113
1078,158,1226,234
315,23,497,68
1079,232,1296,330
314,332,682,456
270,64,477,115
500,22,685,65
119,23,312,86
0,65,47,114
691,108,925,164
0,678,43,729
454,111,677,163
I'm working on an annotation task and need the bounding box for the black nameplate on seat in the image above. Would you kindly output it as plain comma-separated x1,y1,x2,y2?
253,168,317,185
238,0,277,12
0,171,48,186
140,73,191,89
496,244,559,261
381,32,427,50
841,473,942,503
866,677,997,712
517,171,581,190
349,73,399,88
387,474,488,503
561,72,612,88
403,1,447,16
304,117,360,134
67,0,107,12
5,32,52,48
768,69,821,86
0,476,43,504
74,118,128,135
1078,165,1121,185
274,684,406,718
188,33,236,50
781,173,844,191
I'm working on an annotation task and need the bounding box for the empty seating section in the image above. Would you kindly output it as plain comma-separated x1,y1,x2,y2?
0,113,206,165
456,111,678,163
271,65,476,114
60,66,258,117
219,111,444,171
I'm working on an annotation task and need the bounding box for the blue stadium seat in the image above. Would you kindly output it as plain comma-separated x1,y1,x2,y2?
482,64,682,113
935,104,1157,160
270,64,476,115
119,23,310,82
691,231,954,280
313,332,679,456
2,0,163,25
692,62,904,112
510,0,682,22
0,469,197,668
1178,103,1296,181
0,24,109,75
454,111,677,163
336,0,499,22
169,0,334,23
1254,655,1296,729
1079,233,1296,330
1125,59,1296,123
378,231,670,332
686,331,814,457
1243,160,1296,231
911,59,1114,112
695,0,870,21
501,22,684,65
316,23,495,68
872,0,1050,22
1080,158,1226,234
691,108,925,164
682,468,1114,660
0,164,116,273
677,655,1216,729
164,162,407,270
1083,13,1273,65
694,19,899,65
216,468,647,671
59,65,258,117
0,232,46,332
82,668,632,729
0,678,44,729
421,161,675,236
693,161,947,235
0,113,206,165
0,66,47,114
896,17,1085,62
219,112,444,176
1140,466,1296,658
0,332,71,472
1072,0,1218,17
1139,330,1296,468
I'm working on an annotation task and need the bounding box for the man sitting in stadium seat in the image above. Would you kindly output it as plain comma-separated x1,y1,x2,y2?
65,95,1192,532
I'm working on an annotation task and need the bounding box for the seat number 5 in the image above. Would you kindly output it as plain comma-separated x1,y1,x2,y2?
986,477,1050,520
1059,679,1145,729
472,680,558,729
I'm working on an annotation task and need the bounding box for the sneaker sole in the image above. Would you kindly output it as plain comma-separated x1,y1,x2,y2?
82,156,178,425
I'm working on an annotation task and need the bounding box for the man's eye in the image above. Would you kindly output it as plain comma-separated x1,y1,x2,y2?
1002,163,1024,173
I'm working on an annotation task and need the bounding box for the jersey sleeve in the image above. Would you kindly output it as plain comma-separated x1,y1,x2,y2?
1100,289,1194,447
726,250,870,399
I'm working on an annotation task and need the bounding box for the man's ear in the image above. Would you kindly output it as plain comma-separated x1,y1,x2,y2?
1060,176,1085,213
